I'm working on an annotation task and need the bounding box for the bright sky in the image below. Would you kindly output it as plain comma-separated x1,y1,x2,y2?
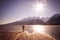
0,0,60,25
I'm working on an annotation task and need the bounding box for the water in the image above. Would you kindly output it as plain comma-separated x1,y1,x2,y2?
0,25,60,40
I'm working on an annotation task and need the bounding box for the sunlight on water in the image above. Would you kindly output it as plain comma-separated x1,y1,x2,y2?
32,25,45,33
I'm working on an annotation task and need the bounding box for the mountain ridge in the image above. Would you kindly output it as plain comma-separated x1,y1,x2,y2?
0,14,60,25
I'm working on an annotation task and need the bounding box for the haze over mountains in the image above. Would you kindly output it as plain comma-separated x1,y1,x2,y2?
1,14,60,25
6,17,44,25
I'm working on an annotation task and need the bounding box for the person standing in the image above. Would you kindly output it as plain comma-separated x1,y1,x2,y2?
22,25,24,32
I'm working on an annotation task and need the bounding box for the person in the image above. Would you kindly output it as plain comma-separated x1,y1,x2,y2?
22,25,24,32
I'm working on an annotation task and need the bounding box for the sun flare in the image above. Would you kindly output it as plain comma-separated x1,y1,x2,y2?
34,2,45,13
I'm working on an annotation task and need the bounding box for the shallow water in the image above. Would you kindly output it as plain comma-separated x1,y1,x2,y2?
0,25,60,40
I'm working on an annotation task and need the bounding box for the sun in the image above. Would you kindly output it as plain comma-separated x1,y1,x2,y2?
33,25,45,33
34,2,45,13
